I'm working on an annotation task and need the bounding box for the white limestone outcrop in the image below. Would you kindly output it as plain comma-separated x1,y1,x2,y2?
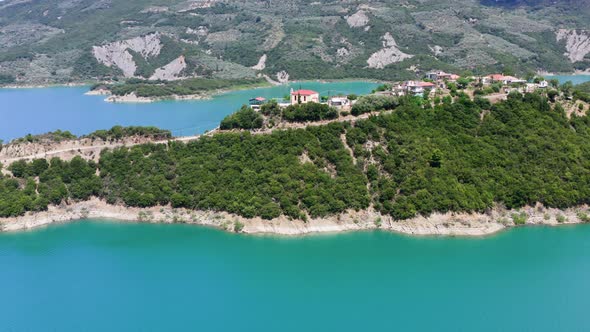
149,55,187,81
367,33,413,69
92,33,163,77
251,54,267,71
556,29,590,63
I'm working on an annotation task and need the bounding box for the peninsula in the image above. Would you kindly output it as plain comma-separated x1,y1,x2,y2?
2,77,590,236
89,77,270,103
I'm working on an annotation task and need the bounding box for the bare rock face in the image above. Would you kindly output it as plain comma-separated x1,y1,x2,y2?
140,6,168,13
251,54,267,71
276,70,289,83
92,33,162,77
186,26,209,36
337,47,350,57
149,55,187,81
346,10,369,28
367,32,413,69
429,45,444,56
177,0,218,12
556,29,590,63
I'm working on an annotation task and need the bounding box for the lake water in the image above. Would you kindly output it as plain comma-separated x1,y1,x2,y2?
1,220,589,331
3,80,590,331
0,81,379,142
546,74,590,85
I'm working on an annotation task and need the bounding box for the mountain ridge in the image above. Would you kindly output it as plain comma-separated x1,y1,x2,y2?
0,0,589,85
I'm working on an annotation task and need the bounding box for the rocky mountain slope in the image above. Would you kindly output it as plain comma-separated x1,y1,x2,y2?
0,0,589,85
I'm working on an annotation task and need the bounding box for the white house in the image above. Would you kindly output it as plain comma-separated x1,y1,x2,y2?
328,96,350,108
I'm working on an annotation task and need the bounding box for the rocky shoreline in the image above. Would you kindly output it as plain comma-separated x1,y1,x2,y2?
2,82,89,89
1,198,587,236
102,92,210,103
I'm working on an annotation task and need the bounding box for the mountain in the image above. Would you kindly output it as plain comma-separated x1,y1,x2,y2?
0,0,589,85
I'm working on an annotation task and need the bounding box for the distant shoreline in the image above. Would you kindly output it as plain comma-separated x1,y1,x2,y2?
0,82,91,89
87,79,382,103
0,78,384,93
1,198,587,237
4,74,590,91
540,71,590,77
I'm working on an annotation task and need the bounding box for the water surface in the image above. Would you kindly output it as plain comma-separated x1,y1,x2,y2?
1,220,589,331
546,74,590,85
0,81,378,141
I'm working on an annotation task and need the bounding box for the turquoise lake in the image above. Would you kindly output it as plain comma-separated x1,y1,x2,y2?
1,220,590,331
2,80,590,330
547,74,590,85
0,81,378,141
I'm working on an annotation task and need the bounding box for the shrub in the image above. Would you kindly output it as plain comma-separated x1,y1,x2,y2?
556,214,567,223
374,217,382,227
220,106,264,130
576,211,589,222
282,102,338,122
511,212,527,225
234,220,245,233
351,95,398,116
0,74,16,85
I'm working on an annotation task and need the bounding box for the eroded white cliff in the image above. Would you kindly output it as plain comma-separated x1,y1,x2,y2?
92,33,163,77
556,29,590,63
367,33,413,69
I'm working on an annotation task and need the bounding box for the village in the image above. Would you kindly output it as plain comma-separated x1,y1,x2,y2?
247,71,554,112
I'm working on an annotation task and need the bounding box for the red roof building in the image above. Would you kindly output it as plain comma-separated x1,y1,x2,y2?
291,89,319,96
291,89,320,104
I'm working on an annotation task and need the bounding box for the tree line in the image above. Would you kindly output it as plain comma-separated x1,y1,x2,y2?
220,101,340,130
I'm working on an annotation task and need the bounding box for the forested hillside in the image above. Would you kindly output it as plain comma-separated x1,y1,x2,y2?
0,0,589,85
3,93,590,221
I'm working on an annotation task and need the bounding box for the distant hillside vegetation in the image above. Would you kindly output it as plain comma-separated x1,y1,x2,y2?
0,0,589,85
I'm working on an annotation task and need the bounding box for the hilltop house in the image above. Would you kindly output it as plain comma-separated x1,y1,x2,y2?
483,74,526,85
291,89,319,104
391,81,436,97
328,96,350,108
525,80,549,93
249,97,266,110
407,81,436,96
425,71,460,82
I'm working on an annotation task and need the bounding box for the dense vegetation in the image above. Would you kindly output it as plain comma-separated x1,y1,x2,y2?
1,157,101,217
104,78,267,98
84,126,172,141
220,106,264,130
348,93,590,218
8,127,171,145
11,130,77,144
574,82,590,102
351,95,399,116
4,94,590,222
282,103,339,122
220,102,339,130
2,124,368,219
0,74,16,85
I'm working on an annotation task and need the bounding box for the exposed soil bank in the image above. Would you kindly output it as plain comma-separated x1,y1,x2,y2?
1,198,587,237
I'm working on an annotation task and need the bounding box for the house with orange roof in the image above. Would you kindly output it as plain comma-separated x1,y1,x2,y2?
249,97,266,110
398,81,437,97
291,89,319,104
483,74,526,85
426,71,460,82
